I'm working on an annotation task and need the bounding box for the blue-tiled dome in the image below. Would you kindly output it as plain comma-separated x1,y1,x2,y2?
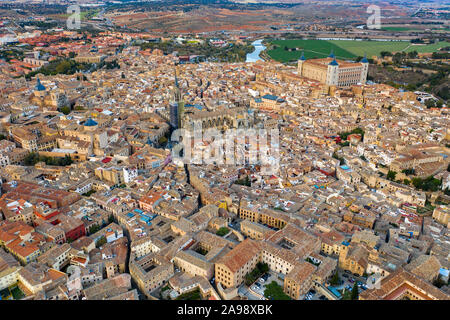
35,77,46,91
329,58,339,66
84,118,98,127
299,51,306,61
328,49,335,59
361,53,369,63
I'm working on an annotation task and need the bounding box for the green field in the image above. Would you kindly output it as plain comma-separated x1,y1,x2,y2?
328,40,411,57
266,39,450,62
380,27,420,32
267,39,355,62
404,41,450,53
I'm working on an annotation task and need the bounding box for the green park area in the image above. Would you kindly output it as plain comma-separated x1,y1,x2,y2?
264,281,291,300
266,39,450,62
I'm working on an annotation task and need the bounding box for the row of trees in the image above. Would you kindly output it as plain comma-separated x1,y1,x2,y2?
139,40,254,63
25,58,120,79
24,153,73,167
386,169,442,192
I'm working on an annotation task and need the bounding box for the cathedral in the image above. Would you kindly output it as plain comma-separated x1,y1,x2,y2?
30,76,68,111
169,67,250,132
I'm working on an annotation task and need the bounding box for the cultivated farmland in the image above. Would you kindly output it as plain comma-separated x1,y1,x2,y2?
265,39,450,63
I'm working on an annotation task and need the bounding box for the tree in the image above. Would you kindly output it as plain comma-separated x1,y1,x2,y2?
330,272,340,286
88,225,100,235
411,176,442,192
402,168,415,175
216,227,230,237
60,106,71,115
387,170,397,181
96,236,107,248
425,99,437,109
407,51,418,59
257,262,269,274
351,281,359,300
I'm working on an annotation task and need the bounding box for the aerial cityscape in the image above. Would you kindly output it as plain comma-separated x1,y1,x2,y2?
0,0,449,305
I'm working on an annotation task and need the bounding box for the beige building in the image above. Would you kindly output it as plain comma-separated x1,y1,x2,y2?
129,252,174,297
432,206,449,228
240,220,272,240
74,54,106,64
284,261,316,299
339,242,370,276
297,52,369,87
173,250,214,280
215,238,261,289
0,249,21,290
360,268,450,300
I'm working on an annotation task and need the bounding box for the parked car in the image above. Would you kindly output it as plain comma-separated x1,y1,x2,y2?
342,273,349,278
259,278,265,283
349,278,355,283
319,295,327,300
255,282,261,288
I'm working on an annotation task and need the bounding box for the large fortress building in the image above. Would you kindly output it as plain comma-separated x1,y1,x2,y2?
297,51,369,87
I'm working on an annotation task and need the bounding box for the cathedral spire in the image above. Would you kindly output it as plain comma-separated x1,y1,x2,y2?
174,65,179,88
299,50,306,61
328,49,335,59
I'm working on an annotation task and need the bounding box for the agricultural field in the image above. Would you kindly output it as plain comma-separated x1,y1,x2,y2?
380,27,420,32
403,41,450,53
328,40,410,57
266,39,355,62
265,39,450,62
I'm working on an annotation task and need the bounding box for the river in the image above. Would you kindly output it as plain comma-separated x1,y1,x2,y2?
246,39,266,62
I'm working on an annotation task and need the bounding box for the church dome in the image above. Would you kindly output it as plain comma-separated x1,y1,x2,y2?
329,58,339,66
35,77,46,91
84,118,98,127
299,51,306,61
361,54,369,63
